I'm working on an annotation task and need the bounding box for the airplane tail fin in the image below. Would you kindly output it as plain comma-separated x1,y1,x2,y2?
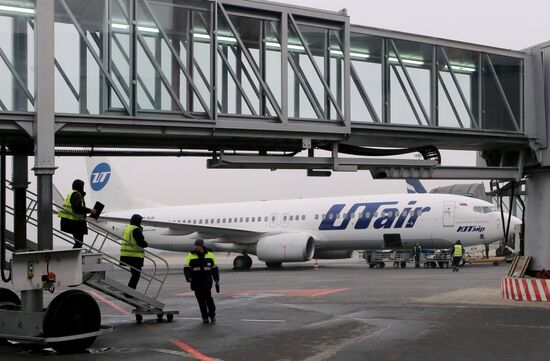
406,179,427,194
85,157,161,212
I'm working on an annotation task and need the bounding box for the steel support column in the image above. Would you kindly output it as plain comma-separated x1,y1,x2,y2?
33,0,56,252
12,153,28,251
524,170,550,271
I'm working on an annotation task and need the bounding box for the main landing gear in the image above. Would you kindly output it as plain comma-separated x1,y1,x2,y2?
233,254,253,270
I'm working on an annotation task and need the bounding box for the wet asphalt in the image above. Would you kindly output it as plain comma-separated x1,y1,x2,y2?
1,257,549,361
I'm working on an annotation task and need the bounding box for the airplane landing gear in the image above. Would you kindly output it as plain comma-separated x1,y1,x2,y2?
233,255,252,270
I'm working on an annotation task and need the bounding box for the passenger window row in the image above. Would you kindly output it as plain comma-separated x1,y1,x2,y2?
180,215,307,225
172,209,424,226
282,215,307,221
316,209,421,221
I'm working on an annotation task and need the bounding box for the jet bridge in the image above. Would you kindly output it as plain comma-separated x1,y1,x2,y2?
0,0,549,351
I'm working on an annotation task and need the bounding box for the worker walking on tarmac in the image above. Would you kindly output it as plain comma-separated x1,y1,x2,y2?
58,179,96,249
184,239,220,324
452,240,464,272
414,243,422,268
120,214,148,289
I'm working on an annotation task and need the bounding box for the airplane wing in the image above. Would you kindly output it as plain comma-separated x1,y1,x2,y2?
97,215,263,239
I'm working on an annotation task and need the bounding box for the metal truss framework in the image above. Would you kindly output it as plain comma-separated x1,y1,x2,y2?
0,0,542,192
0,0,534,158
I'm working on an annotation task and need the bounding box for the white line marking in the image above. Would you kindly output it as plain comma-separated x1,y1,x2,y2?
241,319,287,323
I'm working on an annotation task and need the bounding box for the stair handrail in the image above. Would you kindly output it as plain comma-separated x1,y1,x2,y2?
4,182,171,299
5,202,168,299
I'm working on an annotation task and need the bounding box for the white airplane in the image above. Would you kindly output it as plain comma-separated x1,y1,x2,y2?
82,158,521,270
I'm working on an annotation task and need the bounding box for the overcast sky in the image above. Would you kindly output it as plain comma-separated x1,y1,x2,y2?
50,0,550,205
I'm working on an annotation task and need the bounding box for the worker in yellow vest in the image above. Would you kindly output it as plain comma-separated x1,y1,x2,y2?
452,240,464,272
184,239,220,324
58,179,96,248
120,214,148,289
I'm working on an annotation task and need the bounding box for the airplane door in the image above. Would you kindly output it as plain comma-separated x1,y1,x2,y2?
443,201,456,227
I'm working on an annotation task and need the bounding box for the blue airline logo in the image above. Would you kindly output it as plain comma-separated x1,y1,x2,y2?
319,201,431,230
457,226,485,233
90,163,111,191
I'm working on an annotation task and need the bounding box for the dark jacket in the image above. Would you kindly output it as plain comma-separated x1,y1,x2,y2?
184,249,219,291
120,215,148,268
60,180,91,235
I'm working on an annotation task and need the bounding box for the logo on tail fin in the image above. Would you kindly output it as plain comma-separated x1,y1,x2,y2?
90,163,111,191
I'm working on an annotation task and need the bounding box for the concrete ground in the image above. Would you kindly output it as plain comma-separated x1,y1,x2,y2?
1,255,549,361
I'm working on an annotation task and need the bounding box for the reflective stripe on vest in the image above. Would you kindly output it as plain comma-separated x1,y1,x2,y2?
454,245,463,257
57,190,82,221
121,224,145,258
184,251,217,269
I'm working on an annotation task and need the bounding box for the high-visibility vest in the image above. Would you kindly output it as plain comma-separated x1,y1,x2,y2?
454,244,463,257
57,190,82,221
121,225,145,259
184,251,217,271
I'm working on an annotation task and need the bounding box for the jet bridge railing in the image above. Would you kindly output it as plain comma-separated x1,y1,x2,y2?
49,0,350,125
348,27,524,132
4,182,170,299
0,0,529,151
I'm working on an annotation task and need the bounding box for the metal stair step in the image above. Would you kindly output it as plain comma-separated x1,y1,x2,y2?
85,275,165,311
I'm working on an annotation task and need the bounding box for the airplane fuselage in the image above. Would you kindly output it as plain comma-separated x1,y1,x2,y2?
100,193,507,255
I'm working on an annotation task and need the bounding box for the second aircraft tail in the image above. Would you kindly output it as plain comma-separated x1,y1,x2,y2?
406,179,428,194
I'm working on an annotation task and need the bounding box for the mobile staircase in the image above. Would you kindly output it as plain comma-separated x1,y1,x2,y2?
4,184,178,324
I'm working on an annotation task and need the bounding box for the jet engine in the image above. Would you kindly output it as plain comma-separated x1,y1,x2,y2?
255,233,315,262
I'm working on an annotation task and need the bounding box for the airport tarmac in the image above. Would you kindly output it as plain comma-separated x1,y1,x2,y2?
2,255,549,361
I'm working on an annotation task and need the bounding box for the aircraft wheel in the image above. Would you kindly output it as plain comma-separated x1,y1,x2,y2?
157,314,164,321
233,256,247,270
167,314,174,322
266,262,282,269
244,255,253,270
43,290,100,354
136,314,143,324
400,262,407,268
